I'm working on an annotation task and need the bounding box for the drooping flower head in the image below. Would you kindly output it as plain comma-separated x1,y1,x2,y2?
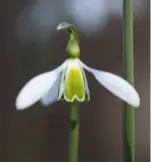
15,22,140,110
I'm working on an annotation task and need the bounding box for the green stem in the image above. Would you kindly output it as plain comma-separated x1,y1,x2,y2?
123,0,135,162
57,22,80,162
69,101,80,162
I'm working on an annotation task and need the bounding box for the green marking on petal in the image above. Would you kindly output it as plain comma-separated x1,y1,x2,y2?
64,61,85,102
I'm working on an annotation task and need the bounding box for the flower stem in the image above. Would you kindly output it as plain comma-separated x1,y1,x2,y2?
69,101,80,162
123,0,135,162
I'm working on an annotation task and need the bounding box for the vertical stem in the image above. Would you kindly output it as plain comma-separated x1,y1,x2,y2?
69,101,80,162
123,0,135,162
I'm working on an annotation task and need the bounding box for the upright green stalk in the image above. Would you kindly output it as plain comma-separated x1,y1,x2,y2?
57,22,81,162
69,101,80,162
123,0,135,162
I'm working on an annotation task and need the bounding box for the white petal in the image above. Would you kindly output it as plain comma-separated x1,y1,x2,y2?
40,72,62,106
57,68,66,100
80,60,140,107
16,60,68,110
81,67,90,100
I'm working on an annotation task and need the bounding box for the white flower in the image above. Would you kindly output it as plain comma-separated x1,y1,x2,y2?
15,58,140,110
15,22,140,110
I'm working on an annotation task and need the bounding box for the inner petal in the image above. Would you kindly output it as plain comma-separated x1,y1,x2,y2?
64,61,85,102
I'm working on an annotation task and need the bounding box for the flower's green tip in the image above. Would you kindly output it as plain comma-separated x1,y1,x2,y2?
57,21,79,43
57,22,73,31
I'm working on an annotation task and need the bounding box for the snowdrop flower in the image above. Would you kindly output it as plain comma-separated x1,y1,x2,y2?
15,22,140,110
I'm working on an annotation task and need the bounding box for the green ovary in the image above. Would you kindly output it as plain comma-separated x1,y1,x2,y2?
64,63,85,102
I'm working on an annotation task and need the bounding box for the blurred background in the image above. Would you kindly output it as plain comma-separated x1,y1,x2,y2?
2,0,149,161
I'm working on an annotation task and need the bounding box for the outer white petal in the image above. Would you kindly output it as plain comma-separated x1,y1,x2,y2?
16,60,68,110
40,72,62,106
79,60,140,107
